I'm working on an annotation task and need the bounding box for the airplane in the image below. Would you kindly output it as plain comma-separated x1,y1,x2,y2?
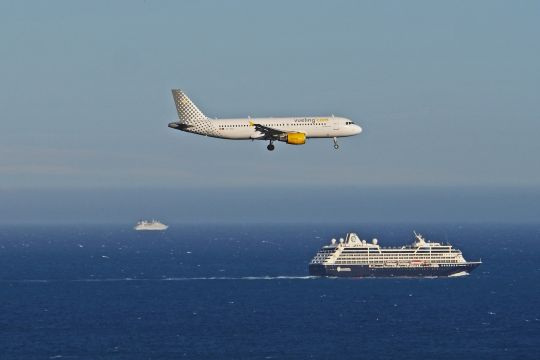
168,90,362,151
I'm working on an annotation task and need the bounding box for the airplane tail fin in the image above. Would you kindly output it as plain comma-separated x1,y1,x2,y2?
171,89,207,124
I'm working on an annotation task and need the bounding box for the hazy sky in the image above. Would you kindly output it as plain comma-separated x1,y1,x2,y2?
1,0,539,190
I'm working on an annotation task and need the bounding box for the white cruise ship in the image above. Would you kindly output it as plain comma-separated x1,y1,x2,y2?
134,220,168,231
309,232,481,278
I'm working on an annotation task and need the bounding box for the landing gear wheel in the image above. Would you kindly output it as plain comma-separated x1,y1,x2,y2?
267,144,275,151
333,137,339,150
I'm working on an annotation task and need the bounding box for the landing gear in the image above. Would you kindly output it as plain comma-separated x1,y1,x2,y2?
333,137,339,150
267,141,275,151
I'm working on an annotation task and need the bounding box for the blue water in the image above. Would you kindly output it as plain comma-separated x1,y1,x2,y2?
1,223,539,359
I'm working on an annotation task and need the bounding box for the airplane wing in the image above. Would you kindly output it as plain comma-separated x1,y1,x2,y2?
250,121,305,141
251,122,287,138
249,121,307,145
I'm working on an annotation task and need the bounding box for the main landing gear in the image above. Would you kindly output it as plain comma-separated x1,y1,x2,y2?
333,137,339,150
267,141,275,151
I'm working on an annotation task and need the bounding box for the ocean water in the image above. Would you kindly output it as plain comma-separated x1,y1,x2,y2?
0,223,539,359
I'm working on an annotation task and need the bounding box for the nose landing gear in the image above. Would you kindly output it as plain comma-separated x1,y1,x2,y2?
333,137,339,150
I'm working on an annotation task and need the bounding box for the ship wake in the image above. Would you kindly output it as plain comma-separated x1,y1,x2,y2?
448,271,470,277
2,276,318,283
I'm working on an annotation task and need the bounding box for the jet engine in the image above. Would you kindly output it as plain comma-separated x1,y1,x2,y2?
283,133,306,145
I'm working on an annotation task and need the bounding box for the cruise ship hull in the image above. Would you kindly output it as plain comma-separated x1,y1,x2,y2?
309,262,481,278
134,225,168,231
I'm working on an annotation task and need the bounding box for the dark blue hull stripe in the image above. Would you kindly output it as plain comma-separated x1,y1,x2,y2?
309,263,480,277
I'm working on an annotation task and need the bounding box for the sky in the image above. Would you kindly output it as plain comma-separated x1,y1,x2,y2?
0,1,539,223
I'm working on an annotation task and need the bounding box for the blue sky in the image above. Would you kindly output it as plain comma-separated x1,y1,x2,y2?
1,0,539,190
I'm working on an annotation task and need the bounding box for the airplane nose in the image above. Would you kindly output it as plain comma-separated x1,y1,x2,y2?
353,124,362,135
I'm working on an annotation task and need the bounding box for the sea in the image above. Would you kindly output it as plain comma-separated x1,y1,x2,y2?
0,223,539,359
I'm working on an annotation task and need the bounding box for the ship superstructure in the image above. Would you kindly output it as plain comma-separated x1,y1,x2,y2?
134,220,168,231
309,232,481,277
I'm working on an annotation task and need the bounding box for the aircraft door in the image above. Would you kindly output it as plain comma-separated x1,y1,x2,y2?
332,115,340,130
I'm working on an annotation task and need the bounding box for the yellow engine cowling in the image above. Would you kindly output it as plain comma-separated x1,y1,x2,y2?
285,133,306,145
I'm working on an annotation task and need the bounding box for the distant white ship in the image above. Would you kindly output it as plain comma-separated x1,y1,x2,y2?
134,220,168,231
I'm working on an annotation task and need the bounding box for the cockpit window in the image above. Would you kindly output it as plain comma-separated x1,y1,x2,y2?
346,121,355,125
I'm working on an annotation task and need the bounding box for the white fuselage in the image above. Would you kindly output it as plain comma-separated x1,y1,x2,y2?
180,116,361,139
